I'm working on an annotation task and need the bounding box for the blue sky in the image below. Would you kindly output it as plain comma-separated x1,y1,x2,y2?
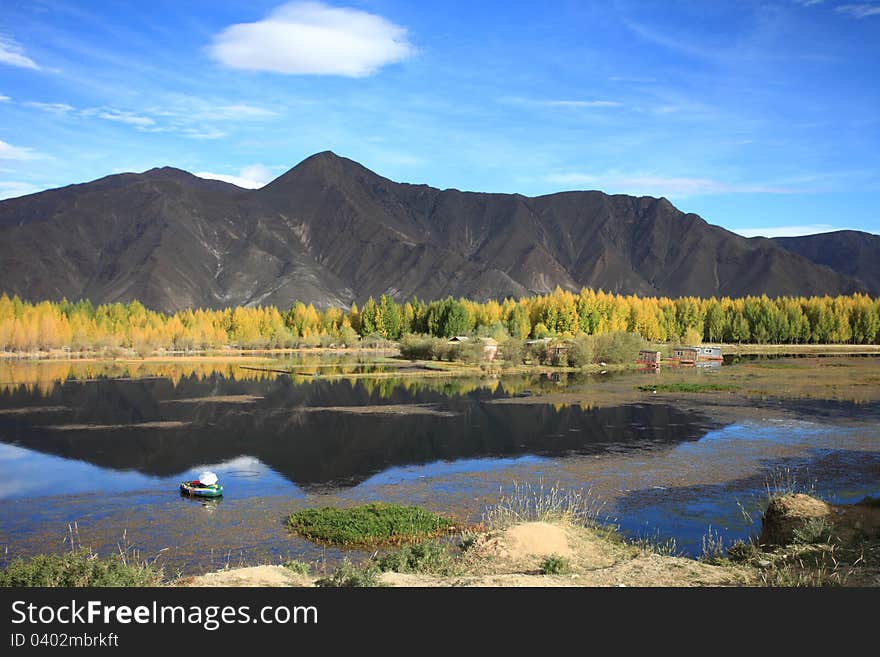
0,0,878,237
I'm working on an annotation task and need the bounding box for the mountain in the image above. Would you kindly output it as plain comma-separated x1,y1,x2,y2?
0,151,871,311
772,231,880,296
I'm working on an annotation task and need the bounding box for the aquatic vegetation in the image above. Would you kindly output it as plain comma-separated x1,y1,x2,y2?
637,383,740,393
287,502,455,546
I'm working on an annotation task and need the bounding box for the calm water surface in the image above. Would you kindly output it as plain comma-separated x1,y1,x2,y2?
0,357,877,574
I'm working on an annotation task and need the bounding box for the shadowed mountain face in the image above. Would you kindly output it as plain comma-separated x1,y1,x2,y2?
773,231,880,296
0,151,871,311
0,374,718,489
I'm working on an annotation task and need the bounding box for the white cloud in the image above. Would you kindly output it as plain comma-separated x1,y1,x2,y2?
24,101,74,113
181,128,228,140
0,94,10,102
214,104,278,119
0,181,41,200
95,110,155,127
209,1,415,76
502,96,624,110
195,164,275,188
545,100,622,108
794,0,824,6
0,139,41,161
836,4,880,18
0,37,40,70
733,224,849,238
546,171,794,198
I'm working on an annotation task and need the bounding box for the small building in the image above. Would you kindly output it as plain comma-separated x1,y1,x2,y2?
695,346,723,361
637,350,662,366
447,336,470,343
671,346,699,364
479,337,499,361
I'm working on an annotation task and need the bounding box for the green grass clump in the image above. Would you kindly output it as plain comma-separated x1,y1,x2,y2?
282,560,311,576
792,518,834,545
637,383,740,393
287,502,455,546
0,550,162,587
314,559,383,587
539,554,571,575
376,542,454,575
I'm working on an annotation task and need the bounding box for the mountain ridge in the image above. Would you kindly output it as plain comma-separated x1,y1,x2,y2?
0,151,874,312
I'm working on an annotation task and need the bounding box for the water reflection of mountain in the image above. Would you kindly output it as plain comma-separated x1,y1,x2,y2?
0,375,719,488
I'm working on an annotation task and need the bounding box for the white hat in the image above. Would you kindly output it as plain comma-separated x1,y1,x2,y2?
197,471,218,486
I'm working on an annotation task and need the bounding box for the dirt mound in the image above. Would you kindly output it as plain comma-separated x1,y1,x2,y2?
759,494,832,547
180,565,308,587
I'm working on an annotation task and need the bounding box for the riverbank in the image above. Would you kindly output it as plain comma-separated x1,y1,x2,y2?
177,492,880,588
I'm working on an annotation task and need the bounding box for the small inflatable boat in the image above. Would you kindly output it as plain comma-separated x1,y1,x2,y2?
180,480,224,497
180,471,223,498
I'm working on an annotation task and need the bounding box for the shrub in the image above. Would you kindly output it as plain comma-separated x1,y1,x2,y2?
500,338,524,365
591,331,647,364
793,518,834,545
399,334,441,360
566,335,595,367
287,503,455,546
376,542,453,574
282,560,311,575
539,554,572,575
0,550,162,587
314,559,382,587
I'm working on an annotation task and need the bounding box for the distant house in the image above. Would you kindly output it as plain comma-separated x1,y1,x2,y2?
447,335,498,360
671,347,699,364
637,350,662,366
479,337,499,360
671,346,723,364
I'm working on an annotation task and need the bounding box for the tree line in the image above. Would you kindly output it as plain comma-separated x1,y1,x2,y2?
0,288,878,353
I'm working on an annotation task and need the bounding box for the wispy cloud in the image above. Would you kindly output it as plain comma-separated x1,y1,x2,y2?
0,37,40,70
195,164,275,188
181,128,228,140
24,101,75,113
545,100,622,108
502,97,624,110
94,109,155,127
208,1,415,77
794,1,824,7
0,180,41,200
0,139,42,161
734,224,849,238
836,3,880,18
0,94,10,102
546,171,795,198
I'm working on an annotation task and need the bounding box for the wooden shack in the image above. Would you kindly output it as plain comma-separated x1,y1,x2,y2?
671,347,699,364
637,350,662,366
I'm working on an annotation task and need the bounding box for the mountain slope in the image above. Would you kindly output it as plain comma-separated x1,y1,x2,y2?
0,151,869,311
773,231,880,295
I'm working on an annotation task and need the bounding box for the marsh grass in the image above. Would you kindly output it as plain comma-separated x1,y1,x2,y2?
483,481,606,530
287,502,455,547
637,383,739,393
699,526,728,564
763,466,820,502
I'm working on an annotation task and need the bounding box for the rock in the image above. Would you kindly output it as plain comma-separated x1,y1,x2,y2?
759,493,832,547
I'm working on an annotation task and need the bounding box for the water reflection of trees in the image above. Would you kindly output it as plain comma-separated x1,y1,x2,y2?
0,358,577,400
